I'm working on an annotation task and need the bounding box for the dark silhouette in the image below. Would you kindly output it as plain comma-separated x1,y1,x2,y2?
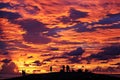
85,69,89,73
62,65,65,72
4,65,120,80
50,66,53,72
6,72,120,80
77,69,82,73
22,70,26,76
66,65,70,72
71,69,75,72
60,69,64,72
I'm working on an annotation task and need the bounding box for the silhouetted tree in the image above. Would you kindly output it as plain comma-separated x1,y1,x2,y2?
77,69,82,73
85,69,89,73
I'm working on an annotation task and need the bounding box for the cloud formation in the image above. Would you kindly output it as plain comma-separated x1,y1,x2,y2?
0,41,8,55
0,62,18,74
0,2,11,9
0,0,120,74
17,19,51,44
1,59,11,63
67,47,85,56
88,45,120,60
0,11,21,20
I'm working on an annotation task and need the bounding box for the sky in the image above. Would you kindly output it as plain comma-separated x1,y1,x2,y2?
0,0,120,75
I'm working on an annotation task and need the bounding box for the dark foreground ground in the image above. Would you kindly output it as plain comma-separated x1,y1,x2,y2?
5,72,120,80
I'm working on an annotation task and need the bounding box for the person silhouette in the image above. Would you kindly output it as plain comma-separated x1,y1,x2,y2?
22,70,26,76
50,66,53,72
66,65,70,72
62,65,65,72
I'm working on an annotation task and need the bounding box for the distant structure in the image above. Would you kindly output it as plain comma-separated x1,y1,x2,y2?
22,70,26,76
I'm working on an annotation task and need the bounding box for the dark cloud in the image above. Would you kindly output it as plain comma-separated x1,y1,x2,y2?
23,34,51,44
43,56,67,62
45,47,85,64
0,27,3,34
79,4,95,8
0,11,21,20
1,59,11,63
18,19,51,44
24,5,40,14
96,13,120,24
65,47,85,63
60,40,82,44
0,41,6,50
67,47,85,56
41,54,52,56
92,23,120,30
10,41,31,48
109,37,120,40
49,47,59,51
57,8,88,24
101,46,120,56
71,13,120,33
111,63,120,66
45,23,92,37
33,60,41,66
0,62,18,74
27,56,33,59
18,19,48,32
47,22,93,33
44,27,62,38
0,2,12,9
100,61,109,64
75,22,120,33
57,16,72,24
74,23,95,32
88,45,120,60
0,41,8,55
58,15,120,33
68,57,81,64
69,8,88,20
104,37,120,44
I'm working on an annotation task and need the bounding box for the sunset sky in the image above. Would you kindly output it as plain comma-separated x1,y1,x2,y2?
0,0,120,75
